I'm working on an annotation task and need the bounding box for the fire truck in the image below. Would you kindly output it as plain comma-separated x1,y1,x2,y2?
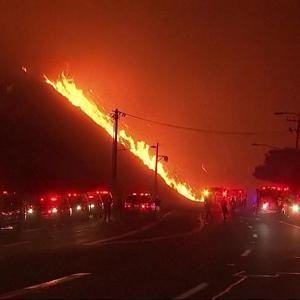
256,186,298,216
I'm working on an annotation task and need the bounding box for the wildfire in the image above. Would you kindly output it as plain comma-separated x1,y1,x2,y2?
44,73,200,202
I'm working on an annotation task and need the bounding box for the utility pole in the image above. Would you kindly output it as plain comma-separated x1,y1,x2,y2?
296,118,300,150
151,143,168,201
154,142,159,202
287,116,300,150
275,112,300,150
111,108,125,201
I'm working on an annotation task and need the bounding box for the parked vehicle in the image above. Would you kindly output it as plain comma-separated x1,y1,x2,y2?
124,193,157,212
39,194,71,225
23,194,43,226
0,191,24,232
256,186,291,215
67,193,89,221
86,191,103,218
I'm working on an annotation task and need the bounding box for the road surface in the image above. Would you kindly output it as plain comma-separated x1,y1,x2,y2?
1,209,300,299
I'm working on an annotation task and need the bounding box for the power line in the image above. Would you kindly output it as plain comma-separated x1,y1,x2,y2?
122,111,286,136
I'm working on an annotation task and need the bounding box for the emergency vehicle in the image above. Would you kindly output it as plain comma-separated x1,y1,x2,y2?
124,193,157,212
39,194,72,224
0,191,24,231
256,186,295,216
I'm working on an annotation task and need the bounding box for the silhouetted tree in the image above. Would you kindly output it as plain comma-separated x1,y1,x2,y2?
253,148,300,191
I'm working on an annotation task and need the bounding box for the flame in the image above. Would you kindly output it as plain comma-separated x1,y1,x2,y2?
44,73,200,202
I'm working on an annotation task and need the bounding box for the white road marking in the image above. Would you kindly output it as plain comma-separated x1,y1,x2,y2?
0,226,13,231
0,273,91,299
248,274,279,278
23,228,41,233
83,212,171,246
295,256,300,259
3,241,30,248
252,233,258,238
211,276,248,300
278,272,300,276
173,282,209,299
278,220,300,230
227,263,235,267
236,271,300,279
248,225,253,229
233,270,246,277
241,249,252,257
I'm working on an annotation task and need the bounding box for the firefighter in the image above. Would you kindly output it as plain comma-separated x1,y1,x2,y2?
103,195,113,222
230,196,237,217
277,198,284,216
220,197,228,222
154,196,161,211
204,195,213,223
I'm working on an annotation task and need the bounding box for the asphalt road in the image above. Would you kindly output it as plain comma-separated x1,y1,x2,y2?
1,208,300,299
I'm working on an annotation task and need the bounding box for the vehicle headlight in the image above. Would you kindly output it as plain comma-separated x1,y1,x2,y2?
28,208,34,214
90,204,95,209
52,207,58,214
262,203,269,210
76,205,82,211
292,204,299,213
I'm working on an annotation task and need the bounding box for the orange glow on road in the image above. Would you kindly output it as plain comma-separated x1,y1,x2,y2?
44,73,200,202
